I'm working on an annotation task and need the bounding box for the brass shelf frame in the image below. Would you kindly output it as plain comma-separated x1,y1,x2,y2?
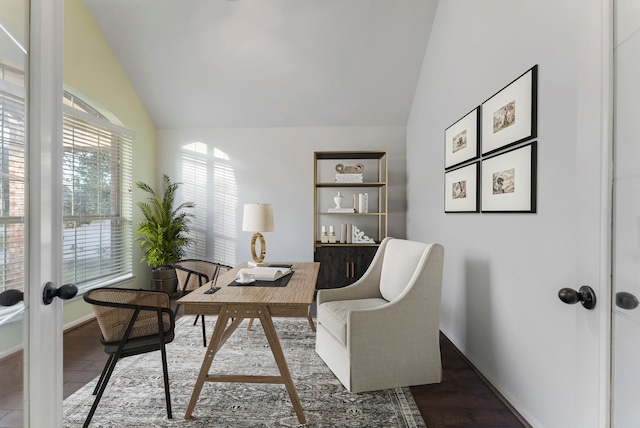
313,150,388,249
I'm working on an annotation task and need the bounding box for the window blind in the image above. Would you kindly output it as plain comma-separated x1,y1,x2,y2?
181,150,207,260
62,112,133,288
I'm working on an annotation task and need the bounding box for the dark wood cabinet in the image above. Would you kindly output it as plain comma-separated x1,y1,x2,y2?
313,245,377,289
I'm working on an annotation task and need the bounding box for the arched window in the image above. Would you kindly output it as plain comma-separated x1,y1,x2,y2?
180,143,238,266
61,89,133,288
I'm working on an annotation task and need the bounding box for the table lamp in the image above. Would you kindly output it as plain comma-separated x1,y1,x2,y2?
242,203,274,267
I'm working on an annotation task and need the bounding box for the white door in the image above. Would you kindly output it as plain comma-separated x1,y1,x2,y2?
612,1,640,426
0,0,66,426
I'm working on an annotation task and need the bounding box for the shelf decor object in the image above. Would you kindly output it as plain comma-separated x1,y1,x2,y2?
481,142,537,213
335,163,364,174
320,226,329,243
333,191,344,208
335,163,364,183
481,65,538,155
329,191,355,213
352,226,375,243
242,203,274,267
444,161,480,213
444,107,480,169
328,225,337,243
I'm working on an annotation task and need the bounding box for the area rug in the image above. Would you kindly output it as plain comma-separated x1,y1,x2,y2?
63,316,426,427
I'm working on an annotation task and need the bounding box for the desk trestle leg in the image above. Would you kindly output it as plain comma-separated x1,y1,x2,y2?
184,304,306,424
258,306,307,424
184,308,240,419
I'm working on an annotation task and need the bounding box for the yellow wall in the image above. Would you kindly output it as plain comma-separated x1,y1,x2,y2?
62,0,157,324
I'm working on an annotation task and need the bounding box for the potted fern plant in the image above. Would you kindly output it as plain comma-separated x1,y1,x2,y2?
136,174,195,294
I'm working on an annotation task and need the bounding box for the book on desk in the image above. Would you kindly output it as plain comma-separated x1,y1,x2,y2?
236,266,292,281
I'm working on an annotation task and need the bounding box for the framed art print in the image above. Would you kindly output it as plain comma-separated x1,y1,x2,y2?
481,142,537,213
445,107,480,169
444,161,479,213
481,65,537,155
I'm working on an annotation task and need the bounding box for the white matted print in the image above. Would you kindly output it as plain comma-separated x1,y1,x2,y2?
444,162,479,213
481,65,537,155
481,142,537,213
445,108,479,169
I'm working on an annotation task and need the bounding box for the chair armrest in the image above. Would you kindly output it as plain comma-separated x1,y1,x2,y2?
174,265,211,288
317,277,381,305
174,264,210,278
174,260,231,291
84,288,176,342
85,288,172,309
347,286,439,353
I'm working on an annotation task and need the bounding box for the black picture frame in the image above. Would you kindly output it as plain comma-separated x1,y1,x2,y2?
480,142,537,213
481,65,538,156
444,107,480,169
444,161,480,213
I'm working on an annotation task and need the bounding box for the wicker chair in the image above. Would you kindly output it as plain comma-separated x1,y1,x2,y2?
83,288,175,428
173,259,232,346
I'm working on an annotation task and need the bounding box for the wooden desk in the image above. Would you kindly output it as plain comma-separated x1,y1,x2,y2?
178,262,319,424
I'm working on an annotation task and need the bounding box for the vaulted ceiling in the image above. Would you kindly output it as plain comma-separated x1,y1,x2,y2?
83,0,438,129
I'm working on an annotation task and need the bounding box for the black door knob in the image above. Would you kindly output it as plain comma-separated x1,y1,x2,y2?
42,282,78,305
616,292,639,310
0,289,24,306
558,286,596,310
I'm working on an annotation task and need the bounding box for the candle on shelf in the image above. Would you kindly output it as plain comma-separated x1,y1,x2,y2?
328,225,336,243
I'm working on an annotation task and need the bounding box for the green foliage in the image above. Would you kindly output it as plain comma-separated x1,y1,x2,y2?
135,175,195,269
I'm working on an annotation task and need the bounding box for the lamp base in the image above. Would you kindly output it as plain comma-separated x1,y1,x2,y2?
249,232,268,265
248,261,269,267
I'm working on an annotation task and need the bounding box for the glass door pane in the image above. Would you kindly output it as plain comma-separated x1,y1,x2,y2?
612,1,640,425
0,0,28,426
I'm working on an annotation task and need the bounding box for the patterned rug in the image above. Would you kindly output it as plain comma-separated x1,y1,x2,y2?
63,315,426,427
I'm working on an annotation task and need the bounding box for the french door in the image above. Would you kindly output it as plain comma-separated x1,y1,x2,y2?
1,0,65,426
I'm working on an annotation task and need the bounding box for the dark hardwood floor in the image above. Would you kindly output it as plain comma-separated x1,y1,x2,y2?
412,334,527,427
0,314,527,427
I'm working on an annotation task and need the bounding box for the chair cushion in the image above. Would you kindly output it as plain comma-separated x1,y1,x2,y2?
318,298,388,346
104,330,175,357
379,239,428,301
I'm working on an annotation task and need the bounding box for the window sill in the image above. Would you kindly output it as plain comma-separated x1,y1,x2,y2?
0,273,136,327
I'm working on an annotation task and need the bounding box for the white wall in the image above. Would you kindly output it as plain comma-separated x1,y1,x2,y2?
407,1,607,427
158,126,407,266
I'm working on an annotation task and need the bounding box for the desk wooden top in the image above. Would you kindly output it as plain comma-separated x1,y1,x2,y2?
177,262,319,317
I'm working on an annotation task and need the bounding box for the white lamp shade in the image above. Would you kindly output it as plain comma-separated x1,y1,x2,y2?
242,203,274,232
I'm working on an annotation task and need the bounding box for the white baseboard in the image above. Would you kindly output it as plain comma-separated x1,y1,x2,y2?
0,344,23,361
63,312,96,331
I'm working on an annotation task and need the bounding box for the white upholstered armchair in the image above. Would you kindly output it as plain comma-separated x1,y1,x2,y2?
315,237,444,393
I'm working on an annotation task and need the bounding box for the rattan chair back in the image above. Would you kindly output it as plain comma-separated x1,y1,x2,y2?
86,288,172,343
